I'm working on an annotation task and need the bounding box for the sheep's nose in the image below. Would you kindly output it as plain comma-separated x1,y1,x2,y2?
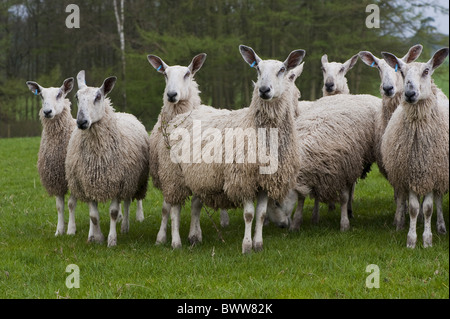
259,86,271,99
43,110,53,118
383,85,394,96
325,82,334,92
405,90,417,103
77,119,88,130
167,92,178,102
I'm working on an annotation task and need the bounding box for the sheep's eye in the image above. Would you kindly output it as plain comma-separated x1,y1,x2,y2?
339,67,345,73
321,66,325,72
94,93,101,103
184,71,191,79
56,92,62,99
423,68,429,76
278,67,286,76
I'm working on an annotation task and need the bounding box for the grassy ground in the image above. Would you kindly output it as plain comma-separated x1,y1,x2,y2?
0,137,448,299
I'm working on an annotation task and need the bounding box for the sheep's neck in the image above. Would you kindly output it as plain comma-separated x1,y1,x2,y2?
381,91,402,129
402,84,438,122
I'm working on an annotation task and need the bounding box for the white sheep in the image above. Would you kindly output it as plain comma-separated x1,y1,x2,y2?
26,78,77,236
147,53,231,246
65,71,150,247
321,54,359,96
155,45,304,253
359,44,426,231
381,48,449,248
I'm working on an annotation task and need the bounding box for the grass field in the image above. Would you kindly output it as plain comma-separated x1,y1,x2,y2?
0,137,448,299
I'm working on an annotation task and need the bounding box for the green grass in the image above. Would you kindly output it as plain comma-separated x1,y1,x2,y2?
0,137,448,299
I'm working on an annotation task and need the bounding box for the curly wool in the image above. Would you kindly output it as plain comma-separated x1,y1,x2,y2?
294,94,380,202
66,99,150,203
158,81,301,208
381,85,449,197
38,101,76,197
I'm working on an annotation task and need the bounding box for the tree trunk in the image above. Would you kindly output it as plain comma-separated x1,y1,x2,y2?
113,0,126,110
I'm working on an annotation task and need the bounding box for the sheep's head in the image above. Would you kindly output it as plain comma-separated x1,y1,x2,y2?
147,53,207,105
240,45,305,101
359,44,423,98
75,70,117,130
382,47,449,104
321,54,358,95
26,78,74,119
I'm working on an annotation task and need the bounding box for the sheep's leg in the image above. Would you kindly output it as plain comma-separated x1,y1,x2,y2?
348,183,355,219
220,209,230,228
107,199,120,247
55,195,65,236
394,191,406,231
156,200,171,245
340,187,350,231
242,200,255,254
253,191,268,252
290,194,305,232
311,199,320,224
422,192,434,248
121,199,131,234
328,202,336,212
88,201,104,243
170,204,182,249
67,194,77,235
136,200,144,222
188,196,203,245
407,191,420,249
434,193,446,234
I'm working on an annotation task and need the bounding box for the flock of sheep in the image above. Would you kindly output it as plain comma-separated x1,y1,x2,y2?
25,44,449,253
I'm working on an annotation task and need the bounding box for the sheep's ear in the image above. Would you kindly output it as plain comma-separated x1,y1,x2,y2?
26,81,43,96
147,55,168,74
321,54,328,65
402,44,423,63
428,47,449,71
358,51,379,68
188,53,207,76
288,62,305,82
77,70,87,89
284,49,306,71
100,76,117,96
381,52,404,73
343,54,359,72
239,45,261,68
60,78,74,96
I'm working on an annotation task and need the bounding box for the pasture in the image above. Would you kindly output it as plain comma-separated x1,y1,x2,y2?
0,136,448,299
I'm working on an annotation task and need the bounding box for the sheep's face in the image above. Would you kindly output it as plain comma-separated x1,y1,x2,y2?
382,48,448,104
75,71,117,130
321,55,358,95
266,198,293,229
26,78,74,119
239,45,305,101
163,66,194,104
359,45,423,98
147,53,207,105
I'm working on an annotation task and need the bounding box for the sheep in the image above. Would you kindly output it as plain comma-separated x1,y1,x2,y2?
359,44,425,231
65,70,150,247
380,48,449,248
25,78,78,236
321,54,359,96
147,53,231,246
155,45,304,253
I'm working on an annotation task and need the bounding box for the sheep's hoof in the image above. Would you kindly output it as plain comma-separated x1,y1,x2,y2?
242,240,252,254
253,241,263,252
188,235,202,246
88,234,105,243
172,241,182,250
289,224,300,232
120,223,129,234
221,218,230,228
155,231,167,245
423,233,432,248
340,222,350,232
407,233,417,249
66,226,76,236
55,229,64,237
136,215,145,223
107,236,117,247
437,223,447,235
